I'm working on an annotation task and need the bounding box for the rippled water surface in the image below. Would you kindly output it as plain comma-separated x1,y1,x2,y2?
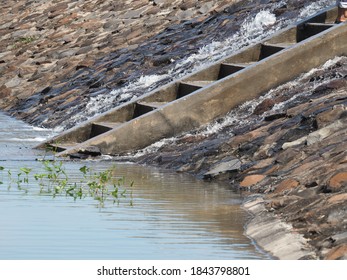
0,112,268,260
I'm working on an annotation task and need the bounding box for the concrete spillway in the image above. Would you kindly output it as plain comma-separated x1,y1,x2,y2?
37,6,347,157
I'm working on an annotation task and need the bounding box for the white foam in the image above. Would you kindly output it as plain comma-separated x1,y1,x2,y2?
299,0,335,20
242,10,277,33
130,137,176,158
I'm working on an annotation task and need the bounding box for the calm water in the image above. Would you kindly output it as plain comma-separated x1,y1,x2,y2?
0,112,268,260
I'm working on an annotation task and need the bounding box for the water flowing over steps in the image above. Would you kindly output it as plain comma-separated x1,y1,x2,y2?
37,6,347,157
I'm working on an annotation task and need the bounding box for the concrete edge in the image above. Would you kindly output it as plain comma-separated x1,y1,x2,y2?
242,195,318,260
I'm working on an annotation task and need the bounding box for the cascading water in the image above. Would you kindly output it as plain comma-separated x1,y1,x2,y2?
56,0,335,130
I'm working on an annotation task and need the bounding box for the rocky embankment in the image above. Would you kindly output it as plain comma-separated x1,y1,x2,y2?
1,0,346,259
136,57,347,260
0,0,242,127
1,0,313,129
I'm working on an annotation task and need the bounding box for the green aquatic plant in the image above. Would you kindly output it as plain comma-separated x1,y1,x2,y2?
0,166,4,185
1,158,134,207
20,167,32,184
7,169,13,190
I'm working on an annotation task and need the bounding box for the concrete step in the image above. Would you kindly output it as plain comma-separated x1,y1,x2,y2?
90,122,123,138
177,81,215,98
37,6,346,157
298,22,336,41
133,101,168,118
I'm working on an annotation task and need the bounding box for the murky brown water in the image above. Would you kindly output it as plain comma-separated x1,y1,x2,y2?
0,112,268,259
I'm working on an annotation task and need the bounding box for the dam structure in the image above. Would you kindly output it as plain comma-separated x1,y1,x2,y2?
38,6,347,157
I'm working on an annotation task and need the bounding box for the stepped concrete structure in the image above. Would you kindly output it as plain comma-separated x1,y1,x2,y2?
38,6,347,157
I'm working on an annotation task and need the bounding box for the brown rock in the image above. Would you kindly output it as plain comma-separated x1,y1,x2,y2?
327,172,347,193
146,6,161,15
316,105,346,129
180,1,196,11
274,178,300,194
324,244,347,260
253,98,276,115
249,158,274,170
231,125,270,146
240,174,266,187
268,196,299,209
0,85,11,98
263,164,280,175
327,193,347,205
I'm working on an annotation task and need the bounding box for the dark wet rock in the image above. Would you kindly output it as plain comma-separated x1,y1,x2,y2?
78,146,102,157
264,112,287,121
69,153,90,160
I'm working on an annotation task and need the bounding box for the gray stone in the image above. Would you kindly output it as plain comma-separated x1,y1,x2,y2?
204,158,241,178
122,6,147,19
331,232,347,246
199,3,214,14
5,77,22,88
307,120,345,145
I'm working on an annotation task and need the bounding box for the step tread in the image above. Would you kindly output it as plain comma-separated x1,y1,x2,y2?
92,122,123,129
305,22,335,27
181,80,216,87
222,61,256,67
136,101,168,108
263,42,296,48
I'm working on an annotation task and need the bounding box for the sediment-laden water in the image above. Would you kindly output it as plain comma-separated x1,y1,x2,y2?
0,112,268,260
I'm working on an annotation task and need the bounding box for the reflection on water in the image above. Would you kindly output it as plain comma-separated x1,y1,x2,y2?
0,112,268,260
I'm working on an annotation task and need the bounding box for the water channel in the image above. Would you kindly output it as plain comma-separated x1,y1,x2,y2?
0,112,268,260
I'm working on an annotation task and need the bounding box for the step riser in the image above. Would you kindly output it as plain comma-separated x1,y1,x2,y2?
90,123,113,138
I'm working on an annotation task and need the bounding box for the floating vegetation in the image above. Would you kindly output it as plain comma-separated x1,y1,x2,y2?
0,158,134,208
